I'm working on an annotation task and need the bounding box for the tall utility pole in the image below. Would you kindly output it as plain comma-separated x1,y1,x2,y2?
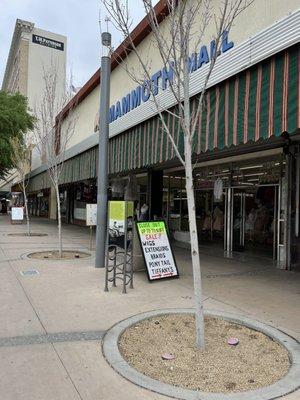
95,31,111,268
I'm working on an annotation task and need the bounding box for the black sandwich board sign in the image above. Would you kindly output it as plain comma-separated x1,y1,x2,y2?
136,221,179,281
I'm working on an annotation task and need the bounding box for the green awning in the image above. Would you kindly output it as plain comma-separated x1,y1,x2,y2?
109,44,300,174
27,147,98,192
28,44,300,190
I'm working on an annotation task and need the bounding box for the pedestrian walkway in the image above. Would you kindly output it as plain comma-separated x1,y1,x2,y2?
0,214,299,400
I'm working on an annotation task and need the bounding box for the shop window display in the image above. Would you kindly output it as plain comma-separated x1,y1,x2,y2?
73,180,97,222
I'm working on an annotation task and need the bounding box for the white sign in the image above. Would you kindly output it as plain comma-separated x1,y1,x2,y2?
11,207,24,221
136,221,179,281
86,204,97,226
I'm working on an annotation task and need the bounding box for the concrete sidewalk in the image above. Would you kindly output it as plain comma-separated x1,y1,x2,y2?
0,215,299,400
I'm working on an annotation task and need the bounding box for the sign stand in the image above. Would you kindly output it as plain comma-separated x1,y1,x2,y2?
86,204,97,250
104,201,134,294
136,220,179,281
89,226,93,251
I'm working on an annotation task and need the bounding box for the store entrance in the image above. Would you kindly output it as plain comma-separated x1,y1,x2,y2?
196,189,225,248
164,153,284,261
231,185,277,259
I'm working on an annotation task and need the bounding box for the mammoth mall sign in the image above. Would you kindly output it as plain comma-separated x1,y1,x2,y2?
109,31,234,123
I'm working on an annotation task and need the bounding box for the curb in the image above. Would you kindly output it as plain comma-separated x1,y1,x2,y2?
20,249,94,262
102,308,300,400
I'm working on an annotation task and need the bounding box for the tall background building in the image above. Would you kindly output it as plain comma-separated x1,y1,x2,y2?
0,18,67,197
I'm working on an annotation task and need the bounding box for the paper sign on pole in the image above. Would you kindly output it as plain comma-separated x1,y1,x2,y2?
136,221,179,281
108,201,134,249
11,207,24,221
86,204,97,226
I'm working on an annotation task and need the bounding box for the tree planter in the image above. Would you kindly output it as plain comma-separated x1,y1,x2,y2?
23,250,92,261
102,309,300,400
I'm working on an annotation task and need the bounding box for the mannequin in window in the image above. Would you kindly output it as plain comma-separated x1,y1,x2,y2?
140,203,149,221
213,206,223,232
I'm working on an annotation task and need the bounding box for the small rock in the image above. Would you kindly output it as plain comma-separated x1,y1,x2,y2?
44,256,48,259
227,337,239,346
75,254,80,258
154,321,160,325
248,379,255,383
162,353,175,360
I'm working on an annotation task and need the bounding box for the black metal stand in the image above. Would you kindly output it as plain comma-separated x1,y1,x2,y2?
104,202,134,293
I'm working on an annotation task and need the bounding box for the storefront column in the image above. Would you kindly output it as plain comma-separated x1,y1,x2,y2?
147,170,163,219
224,186,233,256
276,154,292,269
283,153,292,269
290,149,300,270
49,185,57,220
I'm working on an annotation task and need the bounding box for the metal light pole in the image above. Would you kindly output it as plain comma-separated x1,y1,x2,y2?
95,31,111,268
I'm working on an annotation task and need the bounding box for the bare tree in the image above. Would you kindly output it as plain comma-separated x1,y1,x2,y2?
10,137,32,236
34,62,77,258
101,0,254,349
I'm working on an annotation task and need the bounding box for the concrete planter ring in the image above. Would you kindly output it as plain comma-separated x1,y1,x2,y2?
20,249,93,262
102,309,300,400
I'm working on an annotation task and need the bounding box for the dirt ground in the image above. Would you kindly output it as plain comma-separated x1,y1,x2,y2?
119,314,290,393
28,250,90,259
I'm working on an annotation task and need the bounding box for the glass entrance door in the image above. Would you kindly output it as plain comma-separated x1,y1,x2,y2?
225,185,278,259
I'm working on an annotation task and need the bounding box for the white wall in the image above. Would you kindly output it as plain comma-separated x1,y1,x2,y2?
64,86,99,149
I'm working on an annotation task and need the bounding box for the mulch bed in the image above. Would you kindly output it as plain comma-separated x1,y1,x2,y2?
119,314,290,393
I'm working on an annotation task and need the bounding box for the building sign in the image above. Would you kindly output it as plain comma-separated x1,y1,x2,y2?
109,31,233,123
32,34,64,51
86,204,97,226
136,221,179,281
108,201,134,249
11,207,24,221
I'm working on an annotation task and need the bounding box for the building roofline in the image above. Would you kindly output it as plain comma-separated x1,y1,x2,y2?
1,19,35,91
57,0,170,121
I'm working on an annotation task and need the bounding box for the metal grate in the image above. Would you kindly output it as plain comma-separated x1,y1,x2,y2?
20,270,39,276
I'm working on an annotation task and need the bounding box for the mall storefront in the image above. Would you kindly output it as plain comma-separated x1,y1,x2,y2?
104,43,300,270
128,145,297,268
25,10,300,270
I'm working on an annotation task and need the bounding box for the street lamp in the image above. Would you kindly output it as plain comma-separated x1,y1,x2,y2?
95,31,111,268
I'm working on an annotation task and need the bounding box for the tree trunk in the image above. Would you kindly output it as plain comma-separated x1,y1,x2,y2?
55,183,63,258
22,179,30,236
184,138,205,350
183,46,205,349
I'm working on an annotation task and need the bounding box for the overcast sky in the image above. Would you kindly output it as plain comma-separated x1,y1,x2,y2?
0,0,154,88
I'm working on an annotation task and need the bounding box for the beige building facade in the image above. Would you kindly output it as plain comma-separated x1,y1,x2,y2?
2,18,66,109
0,18,67,199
